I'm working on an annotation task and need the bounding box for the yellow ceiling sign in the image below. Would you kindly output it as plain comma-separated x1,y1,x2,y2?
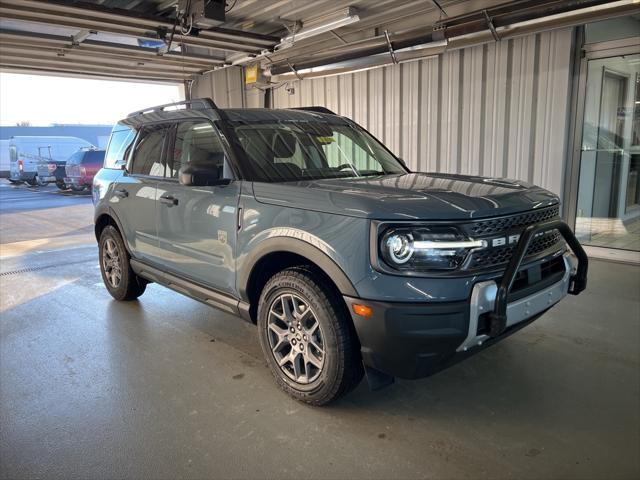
245,64,258,84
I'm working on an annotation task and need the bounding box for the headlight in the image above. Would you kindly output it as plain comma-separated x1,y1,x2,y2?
379,226,486,272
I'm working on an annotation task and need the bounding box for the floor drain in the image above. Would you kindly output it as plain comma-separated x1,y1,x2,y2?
0,259,94,276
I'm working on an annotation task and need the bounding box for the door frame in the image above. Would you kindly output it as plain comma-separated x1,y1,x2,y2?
564,33,640,263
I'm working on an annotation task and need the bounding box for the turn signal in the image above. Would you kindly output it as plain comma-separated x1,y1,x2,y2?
352,304,373,318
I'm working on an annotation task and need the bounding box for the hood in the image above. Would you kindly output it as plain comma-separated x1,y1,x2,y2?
252,173,559,220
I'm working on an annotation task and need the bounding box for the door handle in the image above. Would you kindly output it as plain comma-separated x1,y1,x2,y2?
114,188,128,198
160,195,178,207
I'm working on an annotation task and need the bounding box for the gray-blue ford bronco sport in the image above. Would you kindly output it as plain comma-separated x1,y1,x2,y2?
93,98,588,405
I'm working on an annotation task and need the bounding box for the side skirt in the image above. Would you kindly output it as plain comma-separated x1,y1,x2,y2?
130,259,252,322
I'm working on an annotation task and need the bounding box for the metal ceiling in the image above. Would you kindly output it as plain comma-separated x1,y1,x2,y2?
0,0,280,83
0,0,510,84
0,0,638,85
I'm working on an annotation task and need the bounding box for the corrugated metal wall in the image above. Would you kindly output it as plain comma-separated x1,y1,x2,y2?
272,28,574,196
192,66,245,108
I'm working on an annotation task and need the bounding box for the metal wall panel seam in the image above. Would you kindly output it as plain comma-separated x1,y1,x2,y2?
200,29,575,196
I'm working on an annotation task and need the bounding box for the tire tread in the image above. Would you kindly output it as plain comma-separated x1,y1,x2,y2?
258,266,363,405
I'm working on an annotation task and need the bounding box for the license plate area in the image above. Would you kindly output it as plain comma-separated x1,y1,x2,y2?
456,253,573,352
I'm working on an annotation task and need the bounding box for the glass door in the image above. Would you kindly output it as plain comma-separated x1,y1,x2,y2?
575,54,640,252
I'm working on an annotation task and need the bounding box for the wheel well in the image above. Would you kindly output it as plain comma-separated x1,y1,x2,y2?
245,251,347,324
94,214,117,242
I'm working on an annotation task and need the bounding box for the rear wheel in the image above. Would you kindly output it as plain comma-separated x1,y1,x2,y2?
55,180,67,190
26,177,39,187
99,225,146,301
71,185,86,192
257,267,363,405
8,179,22,185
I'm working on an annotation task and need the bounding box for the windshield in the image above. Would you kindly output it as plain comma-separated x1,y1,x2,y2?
231,120,406,182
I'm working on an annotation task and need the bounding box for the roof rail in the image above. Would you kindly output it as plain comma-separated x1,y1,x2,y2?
290,106,337,115
127,98,218,118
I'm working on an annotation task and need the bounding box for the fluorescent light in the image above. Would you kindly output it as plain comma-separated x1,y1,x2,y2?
281,8,360,44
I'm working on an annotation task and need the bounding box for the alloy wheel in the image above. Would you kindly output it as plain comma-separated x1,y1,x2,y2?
267,293,325,384
102,238,122,288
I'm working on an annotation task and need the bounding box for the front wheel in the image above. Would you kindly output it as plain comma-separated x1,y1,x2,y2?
99,225,146,301
257,267,363,405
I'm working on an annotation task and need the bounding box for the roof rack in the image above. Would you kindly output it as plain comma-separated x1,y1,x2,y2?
290,106,337,115
127,98,218,118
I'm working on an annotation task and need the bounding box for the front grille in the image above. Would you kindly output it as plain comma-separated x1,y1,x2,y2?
468,230,563,269
464,205,560,236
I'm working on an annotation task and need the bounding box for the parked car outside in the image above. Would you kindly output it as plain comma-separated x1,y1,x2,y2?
9,136,94,186
65,148,105,192
93,99,588,405
36,160,69,190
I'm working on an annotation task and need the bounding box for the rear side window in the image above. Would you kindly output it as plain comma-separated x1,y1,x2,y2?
66,151,84,165
104,124,136,169
81,150,105,165
166,121,225,179
130,126,169,177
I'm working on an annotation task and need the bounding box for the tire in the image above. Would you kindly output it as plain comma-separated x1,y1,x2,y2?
26,177,39,187
8,179,22,185
257,267,363,405
71,185,86,192
55,180,67,190
99,225,147,301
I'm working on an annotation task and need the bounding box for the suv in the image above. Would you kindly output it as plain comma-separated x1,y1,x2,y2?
93,99,588,405
65,148,105,192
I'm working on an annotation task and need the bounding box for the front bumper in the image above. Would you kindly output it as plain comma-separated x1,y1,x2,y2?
345,254,573,379
346,219,588,380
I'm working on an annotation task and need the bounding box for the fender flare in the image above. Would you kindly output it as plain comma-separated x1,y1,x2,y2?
94,206,131,253
238,236,359,301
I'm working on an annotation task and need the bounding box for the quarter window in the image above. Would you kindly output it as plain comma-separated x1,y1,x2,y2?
130,126,168,177
104,124,136,169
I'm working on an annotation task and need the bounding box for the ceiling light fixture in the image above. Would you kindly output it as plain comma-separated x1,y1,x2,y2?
280,7,360,45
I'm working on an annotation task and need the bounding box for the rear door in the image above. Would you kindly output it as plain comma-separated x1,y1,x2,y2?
155,120,240,295
114,124,171,262
65,151,83,179
9,144,19,179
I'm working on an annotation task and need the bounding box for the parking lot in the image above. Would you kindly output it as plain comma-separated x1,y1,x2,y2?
0,180,638,479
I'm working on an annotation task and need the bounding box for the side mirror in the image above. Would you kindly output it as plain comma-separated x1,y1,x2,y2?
115,160,128,172
179,164,230,187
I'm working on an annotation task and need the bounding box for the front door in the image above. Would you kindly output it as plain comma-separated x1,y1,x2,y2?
155,120,240,296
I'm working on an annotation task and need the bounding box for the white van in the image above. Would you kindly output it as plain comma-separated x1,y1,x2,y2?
0,139,9,178
9,136,94,185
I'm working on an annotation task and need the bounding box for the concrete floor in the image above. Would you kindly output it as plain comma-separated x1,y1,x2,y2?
1,181,639,480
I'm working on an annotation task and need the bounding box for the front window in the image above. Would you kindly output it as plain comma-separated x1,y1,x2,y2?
231,120,406,182
167,121,226,179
